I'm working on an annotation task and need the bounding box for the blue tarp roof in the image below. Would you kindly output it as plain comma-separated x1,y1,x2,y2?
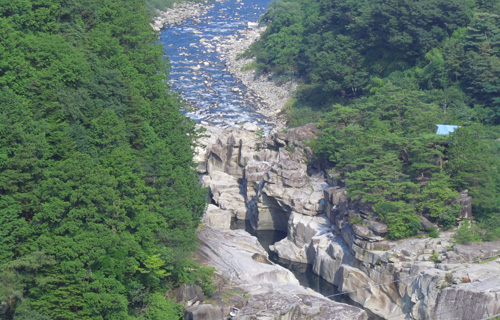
436,125,459,135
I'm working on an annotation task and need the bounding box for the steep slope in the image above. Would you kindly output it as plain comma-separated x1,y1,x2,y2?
0,0,206,318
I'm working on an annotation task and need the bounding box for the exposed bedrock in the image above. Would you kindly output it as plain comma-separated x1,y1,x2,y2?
196,123,500,320
193,226,367,320
192,123,368,319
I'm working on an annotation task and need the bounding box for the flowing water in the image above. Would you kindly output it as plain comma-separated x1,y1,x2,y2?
159,0,272,130
158,0,344,297
159,1,381,318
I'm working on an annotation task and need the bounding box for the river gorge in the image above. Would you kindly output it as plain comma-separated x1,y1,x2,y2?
156,1,500,319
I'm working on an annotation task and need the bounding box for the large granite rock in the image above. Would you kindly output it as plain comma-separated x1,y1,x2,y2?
309,235,346,285
184,304,226,320
195,226,368,320
198,227,299,284
194,122,500,320
196,123,328,230
202,204,232,229
202,171,246,219
237,286,366,320
408,261,500,319
270,212,332,263
174,284,204,309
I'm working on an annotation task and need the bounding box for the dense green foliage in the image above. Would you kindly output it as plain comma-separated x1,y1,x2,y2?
253,0,500,239
453,219,481,244
0,0,207,318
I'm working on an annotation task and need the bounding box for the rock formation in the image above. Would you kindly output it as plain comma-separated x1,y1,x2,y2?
193,206,369,319
195,122,500,320
190,123,368,319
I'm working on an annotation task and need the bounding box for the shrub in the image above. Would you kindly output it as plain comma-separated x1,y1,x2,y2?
453,220,481,244
427,226,439,238
375,201,421,239
431,251,440,262
176,261,216,297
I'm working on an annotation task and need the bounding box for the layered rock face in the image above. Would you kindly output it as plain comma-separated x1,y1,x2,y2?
196,123,500,320
191,123,367,320
193,226,367,320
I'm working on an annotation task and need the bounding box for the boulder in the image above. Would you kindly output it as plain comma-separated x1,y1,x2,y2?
352,225,384,242
309,235,345,284
368,221,388,236
174,284,204,308
207,138,243,177
193,124,223,174
197,227,299,284
338,265,403,319
202,204,232,229
270,213,332,264
420,215,437,231
269,124,319,149
245,160,273,182
242,122,259,132
184,304,226,320
202,171,239,202
237,288,367,320
202,172,246,219
456,190,472,220
288,213,331,248
453,240,500,261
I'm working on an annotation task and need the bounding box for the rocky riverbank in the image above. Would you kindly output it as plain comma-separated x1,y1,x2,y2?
151,1,215,31
217,26,297,130
153,2,297,129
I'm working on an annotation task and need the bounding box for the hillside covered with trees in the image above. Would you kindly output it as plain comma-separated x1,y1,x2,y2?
0,0,208,318
248,0,500,239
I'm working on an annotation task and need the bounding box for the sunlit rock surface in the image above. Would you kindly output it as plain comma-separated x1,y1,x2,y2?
195,122,500,320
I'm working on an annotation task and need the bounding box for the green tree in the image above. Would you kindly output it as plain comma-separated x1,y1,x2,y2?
446,126,500,219
0,0,206,317
417,173,460,229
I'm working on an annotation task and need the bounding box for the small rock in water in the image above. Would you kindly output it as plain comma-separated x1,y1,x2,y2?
242,122,259,132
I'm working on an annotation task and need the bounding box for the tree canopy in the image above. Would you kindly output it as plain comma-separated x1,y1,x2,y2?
252,0,500,239
0,0,207,318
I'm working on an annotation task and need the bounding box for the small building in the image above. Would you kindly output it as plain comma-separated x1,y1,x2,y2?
436,124,459,135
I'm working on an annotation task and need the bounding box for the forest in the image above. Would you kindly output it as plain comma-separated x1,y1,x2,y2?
0,0,209,319
248,0,500,239
2,0,500,317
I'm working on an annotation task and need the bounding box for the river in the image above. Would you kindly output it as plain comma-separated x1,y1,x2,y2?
158,0,345,300
158,1,380,318
159,0,272,131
